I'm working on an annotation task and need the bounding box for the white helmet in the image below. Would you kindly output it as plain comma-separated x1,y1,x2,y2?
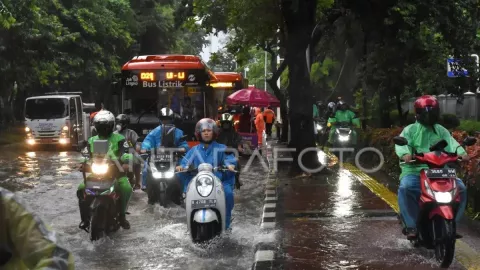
93,110,115,137
159,107,174,121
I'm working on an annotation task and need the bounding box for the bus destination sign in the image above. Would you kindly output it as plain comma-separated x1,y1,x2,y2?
123,70,204,88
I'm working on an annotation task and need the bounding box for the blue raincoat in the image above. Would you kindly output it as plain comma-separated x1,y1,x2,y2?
140,125,190,187
179,141,237,229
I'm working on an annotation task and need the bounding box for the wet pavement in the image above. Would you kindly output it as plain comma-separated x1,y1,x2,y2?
274,150,480,270
0,144,270,269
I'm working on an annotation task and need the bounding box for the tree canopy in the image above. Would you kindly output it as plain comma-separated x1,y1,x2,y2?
0,0,207,120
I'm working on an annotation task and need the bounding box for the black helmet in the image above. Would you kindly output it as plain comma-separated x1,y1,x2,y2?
115,114,129,131
159,107,174,121
338,100,348,111
93,110,115,138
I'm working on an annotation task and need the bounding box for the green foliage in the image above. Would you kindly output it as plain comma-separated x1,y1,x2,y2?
208,49,236,72
458,120,480,135
0,0,208,117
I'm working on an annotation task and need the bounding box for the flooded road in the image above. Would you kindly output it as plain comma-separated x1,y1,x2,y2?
275,155,480,270
0,145,271,269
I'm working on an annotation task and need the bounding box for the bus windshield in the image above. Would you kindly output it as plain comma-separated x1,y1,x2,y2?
25,98,69,119
127,87,212,121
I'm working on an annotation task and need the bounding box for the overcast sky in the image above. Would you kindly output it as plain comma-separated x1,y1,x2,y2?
199,32,227,62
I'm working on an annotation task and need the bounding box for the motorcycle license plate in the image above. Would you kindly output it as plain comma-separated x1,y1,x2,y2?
191,199,217,209
425,168,456,178
154,154,171,162
86,180,114,190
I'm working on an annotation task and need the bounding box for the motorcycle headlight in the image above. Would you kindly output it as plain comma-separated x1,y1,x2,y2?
316,124,322,131
152,170,175,179
91,163,108,175
196,176,214,197
434,191,452,203
339,135,350,142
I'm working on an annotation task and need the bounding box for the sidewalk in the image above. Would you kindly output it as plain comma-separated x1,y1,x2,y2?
252,142,480,270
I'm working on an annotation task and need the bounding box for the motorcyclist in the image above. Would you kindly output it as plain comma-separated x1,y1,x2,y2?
176,118,237,229
0,187,75,269
115,114,141,190
140,107,189,191
395,95,469,239
77,110,133,230
217,113,244,189
327,100,360,147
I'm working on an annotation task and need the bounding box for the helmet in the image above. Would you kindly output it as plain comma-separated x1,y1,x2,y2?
328,102,336,110
195,118,219,142
93,110,115,138
414,95,440,126
159,107,174,121
115,114,129,131
338,100,347,111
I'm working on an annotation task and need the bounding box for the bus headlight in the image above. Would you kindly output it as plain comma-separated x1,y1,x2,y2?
196,176,214,197
92,163,108,175
26,139,35,145
25,127,30,132
62,126,68,131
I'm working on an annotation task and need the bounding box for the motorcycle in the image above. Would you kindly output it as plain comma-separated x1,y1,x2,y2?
314,117,326,146
80,140,123,241
140,147,184,207
393,135,476,268
178,163,236,243
332,121,354,158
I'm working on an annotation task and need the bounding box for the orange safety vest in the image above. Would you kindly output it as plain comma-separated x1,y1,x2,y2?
263,109,275,123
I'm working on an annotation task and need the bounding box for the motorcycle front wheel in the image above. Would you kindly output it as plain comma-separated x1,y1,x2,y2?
433,217,455,268
90,206,107,241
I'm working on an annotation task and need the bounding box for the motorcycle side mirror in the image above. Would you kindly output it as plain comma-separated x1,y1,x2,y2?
393,136,408,146
463,136,476,146
180,135,188,141
429,139,448,152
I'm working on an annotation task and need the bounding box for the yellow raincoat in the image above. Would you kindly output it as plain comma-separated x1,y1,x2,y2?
0,187,75,269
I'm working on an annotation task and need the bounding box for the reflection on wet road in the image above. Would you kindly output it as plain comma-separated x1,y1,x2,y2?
279,164,480,269
0,146,272,269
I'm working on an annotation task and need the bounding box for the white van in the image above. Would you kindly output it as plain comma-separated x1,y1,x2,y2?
24,92,91,148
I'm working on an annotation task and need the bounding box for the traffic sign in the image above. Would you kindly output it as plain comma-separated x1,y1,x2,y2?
447,58,468,77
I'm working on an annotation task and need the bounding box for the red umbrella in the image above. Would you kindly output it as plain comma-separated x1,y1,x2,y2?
226,86,280,107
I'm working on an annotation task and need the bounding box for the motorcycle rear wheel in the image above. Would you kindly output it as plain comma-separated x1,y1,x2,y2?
433,218,455,268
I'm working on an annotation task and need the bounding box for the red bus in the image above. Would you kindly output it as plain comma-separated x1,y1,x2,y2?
211,72,246,113
112,55,218,145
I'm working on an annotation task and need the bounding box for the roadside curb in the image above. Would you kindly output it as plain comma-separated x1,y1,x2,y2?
252,142,279,270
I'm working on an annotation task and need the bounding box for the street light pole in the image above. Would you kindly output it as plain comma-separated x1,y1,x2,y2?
264,51,267,91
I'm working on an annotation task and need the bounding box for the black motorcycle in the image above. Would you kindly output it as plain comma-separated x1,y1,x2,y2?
140,136,187,207
80,140,124,241
332,121,354,159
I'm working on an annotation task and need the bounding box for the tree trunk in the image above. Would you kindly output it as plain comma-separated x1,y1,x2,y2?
395,92,403,126
281,0,320,173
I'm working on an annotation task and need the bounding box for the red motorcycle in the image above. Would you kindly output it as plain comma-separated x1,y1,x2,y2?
393,135,476,268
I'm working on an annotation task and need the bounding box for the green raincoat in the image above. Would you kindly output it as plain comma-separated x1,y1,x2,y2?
327,110,360,144
78,133,133,215
395,122,466,179
0,188,75,269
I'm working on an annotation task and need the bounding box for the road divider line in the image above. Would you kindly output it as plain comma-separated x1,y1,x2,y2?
343,162,480,270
